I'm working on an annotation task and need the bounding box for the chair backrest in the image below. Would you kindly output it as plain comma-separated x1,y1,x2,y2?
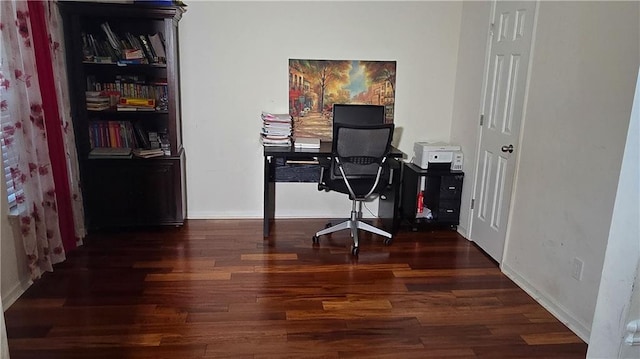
332,104,386,127
331,123,394,180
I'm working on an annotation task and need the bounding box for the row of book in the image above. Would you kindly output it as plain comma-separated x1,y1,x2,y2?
88,120,142,149
88,120,169,159
260,112,292,147
81,22,166,64
87,78,168,101
88,120,165,150
86,92,160,112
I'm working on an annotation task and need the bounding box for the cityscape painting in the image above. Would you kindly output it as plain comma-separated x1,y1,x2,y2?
289,59,396,140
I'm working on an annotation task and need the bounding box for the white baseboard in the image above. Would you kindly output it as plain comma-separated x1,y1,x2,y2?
456,225,469,239
501,263,591,343
2,280,31,310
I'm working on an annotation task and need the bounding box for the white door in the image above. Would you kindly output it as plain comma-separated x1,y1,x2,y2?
471,1,537,262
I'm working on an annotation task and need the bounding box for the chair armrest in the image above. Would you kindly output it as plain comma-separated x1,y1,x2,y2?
317,156,332,191
317,155,331,168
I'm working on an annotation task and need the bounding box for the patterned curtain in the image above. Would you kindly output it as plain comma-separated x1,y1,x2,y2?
0,0,84,279
44,1,85,244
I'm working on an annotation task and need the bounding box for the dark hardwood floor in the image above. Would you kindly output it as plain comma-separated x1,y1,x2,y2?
5,219,587,358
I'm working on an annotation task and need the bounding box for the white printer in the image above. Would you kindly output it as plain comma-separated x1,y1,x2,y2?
412,142,463,171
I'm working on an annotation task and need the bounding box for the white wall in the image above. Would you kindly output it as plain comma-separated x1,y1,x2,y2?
499,1,639,341
587,67,639,358
180,1,462,218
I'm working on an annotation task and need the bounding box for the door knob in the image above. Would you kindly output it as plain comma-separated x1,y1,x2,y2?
501,144,514,153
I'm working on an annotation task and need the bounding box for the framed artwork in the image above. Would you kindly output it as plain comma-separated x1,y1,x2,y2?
289,59,396,140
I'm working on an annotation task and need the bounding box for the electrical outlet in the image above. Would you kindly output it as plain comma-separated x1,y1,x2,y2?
572,258,584,280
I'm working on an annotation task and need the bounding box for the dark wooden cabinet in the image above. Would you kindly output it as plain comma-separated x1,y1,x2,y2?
401,163,464,230
83,151,185,228
60,1,186,230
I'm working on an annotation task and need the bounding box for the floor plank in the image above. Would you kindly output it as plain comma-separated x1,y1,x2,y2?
5,219,587,358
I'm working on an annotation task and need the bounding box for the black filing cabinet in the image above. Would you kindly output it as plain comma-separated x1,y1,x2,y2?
401,163,464,230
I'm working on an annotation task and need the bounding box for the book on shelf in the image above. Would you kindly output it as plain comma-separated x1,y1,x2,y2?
86,103,110,111
133,148,165,158
116,105,155,112
117,97,156,111
100,22,122,58
138,34,157,63
120,97,155,107
117,59,146,65
148,33,166,63
88,147,132,159
92,56,114,63
89,121,137,149
294,137,320,149
133,122,151,149
123,48,144,60
85,91,111,111
86,97,110,103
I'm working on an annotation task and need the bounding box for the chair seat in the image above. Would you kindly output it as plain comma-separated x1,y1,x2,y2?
321,177,388,200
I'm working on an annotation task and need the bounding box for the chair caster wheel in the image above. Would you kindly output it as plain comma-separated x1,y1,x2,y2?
312,235,320,244
384,238,393,246
351,246,359,256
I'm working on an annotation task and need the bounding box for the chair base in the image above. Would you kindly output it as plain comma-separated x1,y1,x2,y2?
313,200,392,255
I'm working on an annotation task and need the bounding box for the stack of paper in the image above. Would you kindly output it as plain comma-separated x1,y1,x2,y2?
294,137,320,149
260,111,292,147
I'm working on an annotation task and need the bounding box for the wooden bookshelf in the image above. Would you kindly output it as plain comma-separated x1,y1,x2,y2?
60,1,186,229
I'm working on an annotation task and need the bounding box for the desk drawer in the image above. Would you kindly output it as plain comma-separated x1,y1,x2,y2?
440,174,464,200
437,200,461,222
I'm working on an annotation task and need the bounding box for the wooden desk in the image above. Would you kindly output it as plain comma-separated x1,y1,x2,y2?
263,142,404,237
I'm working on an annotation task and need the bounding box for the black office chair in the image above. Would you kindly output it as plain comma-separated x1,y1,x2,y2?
312,123,395,255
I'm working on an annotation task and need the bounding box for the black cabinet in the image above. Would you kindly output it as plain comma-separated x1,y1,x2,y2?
401,163,464,230
60,1,186,230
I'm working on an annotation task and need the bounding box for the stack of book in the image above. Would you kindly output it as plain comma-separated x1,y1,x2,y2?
260,112,292,147
85,91,111,111
133,148,164,158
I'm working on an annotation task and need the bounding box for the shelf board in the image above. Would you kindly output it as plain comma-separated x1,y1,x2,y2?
83,61,167,68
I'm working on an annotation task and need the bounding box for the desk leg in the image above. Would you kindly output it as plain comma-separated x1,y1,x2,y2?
264,156,275,237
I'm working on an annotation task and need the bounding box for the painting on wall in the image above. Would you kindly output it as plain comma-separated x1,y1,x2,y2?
289,59,396,140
